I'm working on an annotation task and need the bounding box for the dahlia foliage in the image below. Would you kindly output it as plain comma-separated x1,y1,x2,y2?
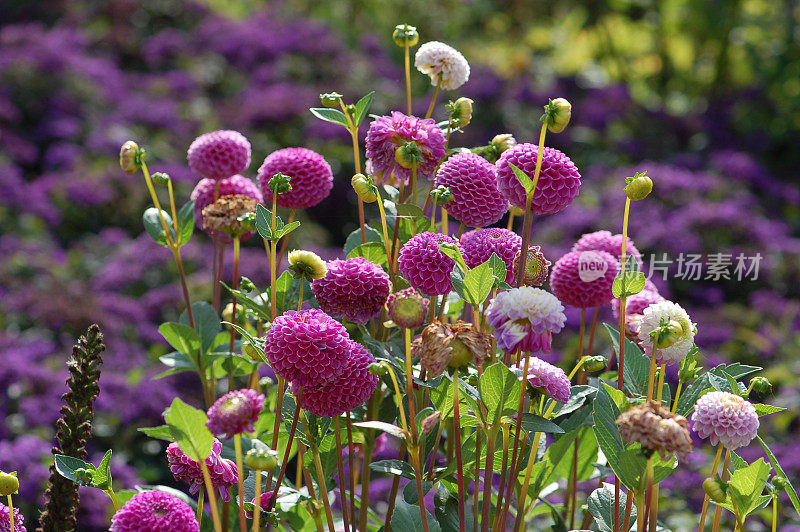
22,23,794,532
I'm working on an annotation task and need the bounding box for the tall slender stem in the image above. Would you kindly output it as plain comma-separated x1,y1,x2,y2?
234,433,247,532
275,209,295,271
711,450,732,532
516,123,547,288
697,445,724,532
302,413,336,532
7,496,14,532
346,412,357,531
358,393,378,532
340,98,366,243
200,461,224,532
480,426,497,532
228,236,241,392
375,189,396,286
263,377,286,492
451,373,466,532
251,469,261,532
197,489,205,528
425,84,441,119
267,389,303,511
403,327,429,532
404,44,412,115
334,417,351,532
269,194,279,320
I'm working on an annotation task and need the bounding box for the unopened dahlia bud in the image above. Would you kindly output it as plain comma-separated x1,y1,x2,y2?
244,448,279,471
773,476,788,490
288,250,328,281
395,141,424,169
320,92,343,108
386,288,429,329
448,97,474,127
74,467,94,486
703,477,728,503
393,24,419,47
616,401,693,460
421,411,441,434
430,185,453,205
749,376,772,396
652,319,686,349
222,302,246,325
624,171,653,201
543,98,572,133
368,362,388,376
0,472,19,495
512,245,551,287
492,134,516,154
351,173,378,203
268,172,292,195
583,356,607,372
151,171,171,185
120,141,141,175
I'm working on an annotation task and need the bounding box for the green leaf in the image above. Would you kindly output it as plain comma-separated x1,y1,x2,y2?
176,200,195,246
588,483,636,532
163,398,213,462
434,484,474,532
274,270,293,314
753,404,786,416
370,459,415,480
255,203,276,241
347,242,388,269
54,455,94,483
519,413,565,434
757,436,800,519
478,362,520,424
437,243,468,272
309,107,350,127
674,373,712,417
93,450,113,490
612,270,647,298
507,162,534,195
725,458,771,518
353,421,407,440
487,252,507,286
138,425,174,441
343,226,383,256
592,384,631,488
220,282,271,321
274,220,301,239
353,91,375,127
604,324,652,397
158,323,200,357
461,259,495,306
143,207,173,246
390,500,441,532
181,302,221,355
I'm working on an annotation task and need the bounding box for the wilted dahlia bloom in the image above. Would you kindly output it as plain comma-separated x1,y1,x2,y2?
398,232,460,296
460,228,521,284
258,147,333,209
637,300,696,365
206,388,265,439
385,288,429,329
484,287,566,355
572,230,642,267
413,321,492,377
187,130,251,180
190,175,263,239
514,356,571,403
110,491,199,532
691,391,759,450
495,143,581,213
0,502,25,532
311,257,391,325
513,245,551,287
263,308,351,387
201,194,258,238
166,439,238,502
435,153,508,227
414,41,470,91
550,250,620,308
365,112,446,185
616,401,693,459
297,340,379,417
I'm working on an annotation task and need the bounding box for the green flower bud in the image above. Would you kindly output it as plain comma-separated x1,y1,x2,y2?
119,141,141,175
243,343,261,360
678,363,702,382
392,24,419,47
368,362,388,376
583,356,607,373
151,172,171,185
351,173,379,203
772,476,788,490
245,448,279,471
448,339,473,370
288,250,328,281
491,134,516,154
703,477,728,503
624,171,653,201
448,97,474,127
268,172,292,195
0,472,19,496
652,319,685,349
320,92,343,108
395,141,424,169
74,468,94,486
238,211,257,232
239,277,256,292
543,98,572,133
430,185,453,205
749,376,772,396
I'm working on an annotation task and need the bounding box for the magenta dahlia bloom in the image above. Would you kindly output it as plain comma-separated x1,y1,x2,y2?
187,130,251,180
206,388,265,439
258,147,333,209
691,391,759,450
264,308,351,387
365,112,446,185
311,257,391,325
514,356,571,403
166,438,238,502
296,340,379,417
0,502,25,532
513,245,551,287
460,228,521,284
485,287,566,354
398,232,460,296
572,230,642,267
245,491,274,519
110,491,198,532
190,174,263,240
435,152,508,227
495,143,581,213
550,250,620,308
612,280,663,319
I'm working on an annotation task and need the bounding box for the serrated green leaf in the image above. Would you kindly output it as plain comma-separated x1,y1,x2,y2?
143,207,173,246
353,421,407,440
757,436,800,519
753,404,785,416
588,483,636,532
478,362,520,424
176,200,194,246
309,107,350,127
93,450,113,489
220,282,271,321
487,252,507,285
391,499,441,532
508,162,534,194
275,220,301,239
158,323,200,357
612,270,646,298
725,458,771,518
180,302,221,356
520,412,565,434
370,459,416,479
255,203,275,241
163,398,213,462
347,242,388,269
138,425,175,441
353,91,375,127
343,226,383,255
462,259,495,306
54,455,94,483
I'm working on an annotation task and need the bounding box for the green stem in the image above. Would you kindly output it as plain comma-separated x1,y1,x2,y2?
228,236,241,392
451,374,466,532
200,461,224,532
234,433,247,532
516,123,547,288
252,469,261,532
7,495,14,532
197,489,204,528
405,44,412,116
333,418,351,532
301,413,336,532
267,388,303,512
425,84,441,119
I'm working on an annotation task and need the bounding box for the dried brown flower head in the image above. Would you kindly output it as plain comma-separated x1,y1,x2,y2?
616,400,693,460
201,194,258,237
412,320,492,378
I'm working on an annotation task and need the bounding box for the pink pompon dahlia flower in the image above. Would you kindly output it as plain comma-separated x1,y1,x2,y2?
485,287,566,355
514,356,571,403
691,391,759,450
572,230,642,267
398,231,460,296
365,112,446,185
245,491,275,519
495,143,581,214
0,502,25,532
435,152,508,227
110,491,199,532
311,257,391,325
187,130,251,180
166,438,238,502
190,174,263,241
206,388,265,439
263,308,351,387
513,245,551,287
550,250,620,308
297,340,379,417
258,147,333,209
460,228,521,284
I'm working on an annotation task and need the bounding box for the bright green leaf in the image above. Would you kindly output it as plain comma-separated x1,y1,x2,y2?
163,398,213,462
